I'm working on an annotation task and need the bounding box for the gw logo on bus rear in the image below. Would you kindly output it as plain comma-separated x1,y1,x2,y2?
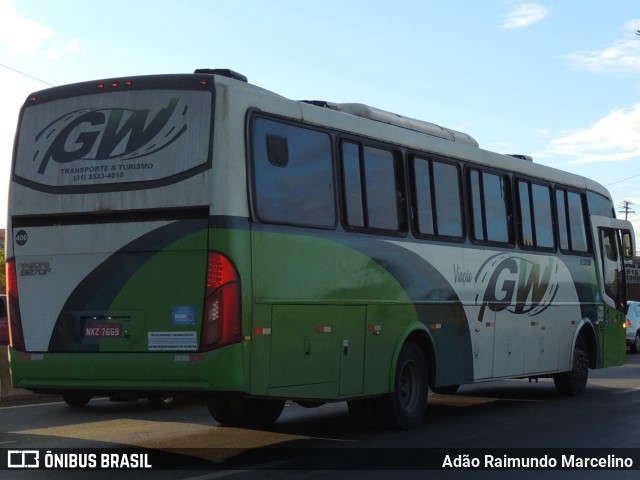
474,253,560,323
20,262,52,276
33,98,187,175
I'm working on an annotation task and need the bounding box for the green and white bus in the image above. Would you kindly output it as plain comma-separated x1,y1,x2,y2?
6,69,634,429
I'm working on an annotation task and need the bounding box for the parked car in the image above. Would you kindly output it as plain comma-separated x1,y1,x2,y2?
0,294,8,345
626,301,640,353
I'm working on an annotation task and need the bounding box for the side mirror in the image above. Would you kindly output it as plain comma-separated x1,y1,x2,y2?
622,230,634,259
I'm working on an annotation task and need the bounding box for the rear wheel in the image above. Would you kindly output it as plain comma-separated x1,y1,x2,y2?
554,333,589,396
62,392,92,407
369,342,428,430
207,395,285,428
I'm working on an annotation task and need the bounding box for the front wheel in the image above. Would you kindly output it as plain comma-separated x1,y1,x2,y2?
554,334,589,396
370,342,428,430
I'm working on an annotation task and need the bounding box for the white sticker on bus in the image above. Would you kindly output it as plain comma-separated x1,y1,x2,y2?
147,331,198,351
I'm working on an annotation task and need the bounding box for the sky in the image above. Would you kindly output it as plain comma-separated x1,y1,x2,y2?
1,0,640,239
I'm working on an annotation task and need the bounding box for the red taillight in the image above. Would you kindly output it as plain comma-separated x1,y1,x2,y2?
626,319,631,328
201,253,241,351
6,259,25,351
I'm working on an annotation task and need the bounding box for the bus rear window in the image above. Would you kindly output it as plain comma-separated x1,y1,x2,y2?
14,89,213,190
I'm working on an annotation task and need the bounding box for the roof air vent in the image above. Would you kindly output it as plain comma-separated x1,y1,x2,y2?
194,69,247,82
509,154,533,162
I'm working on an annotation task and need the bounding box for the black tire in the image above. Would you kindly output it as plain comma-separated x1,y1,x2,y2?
631,332,640,354
207,396,236,425
554,333,589,396
370,342,428,430
148,394,177,410
208,395,285,428
62,392,92,407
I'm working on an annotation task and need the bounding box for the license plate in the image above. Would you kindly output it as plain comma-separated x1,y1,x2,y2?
84,323,122,338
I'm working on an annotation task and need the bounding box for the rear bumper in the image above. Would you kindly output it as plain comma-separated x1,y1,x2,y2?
8,345,245,394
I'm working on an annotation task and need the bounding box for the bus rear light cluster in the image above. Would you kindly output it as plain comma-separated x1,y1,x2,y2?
6,259,25,351
201,252,241,351
96,81,134,89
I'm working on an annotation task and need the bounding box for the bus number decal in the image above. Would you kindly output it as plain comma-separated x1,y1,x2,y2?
15,229,28,246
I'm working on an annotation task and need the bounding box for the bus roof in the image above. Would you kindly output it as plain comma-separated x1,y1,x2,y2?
16,68,614,202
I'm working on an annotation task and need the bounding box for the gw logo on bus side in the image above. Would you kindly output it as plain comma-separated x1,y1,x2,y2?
33,98,187,175
474,254,560,323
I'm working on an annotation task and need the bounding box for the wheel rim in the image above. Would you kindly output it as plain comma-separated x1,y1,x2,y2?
573,347,588,380
398,360,421,412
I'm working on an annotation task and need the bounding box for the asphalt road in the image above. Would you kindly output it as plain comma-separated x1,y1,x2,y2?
2,352,640,480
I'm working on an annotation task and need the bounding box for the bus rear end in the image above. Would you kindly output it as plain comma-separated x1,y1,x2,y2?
6,71,246,404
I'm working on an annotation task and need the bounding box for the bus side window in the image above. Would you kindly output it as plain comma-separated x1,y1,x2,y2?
516,180,554,250
468,168,512,245
340,140,404,234
411,155,463,239
600,228,622,308
567,191,589,252
251,117,335,229
556,188,589,254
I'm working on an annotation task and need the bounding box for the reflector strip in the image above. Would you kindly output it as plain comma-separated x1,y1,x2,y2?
316,326,332,333
173,354,205,362
19,353,44,361
254,327,272,335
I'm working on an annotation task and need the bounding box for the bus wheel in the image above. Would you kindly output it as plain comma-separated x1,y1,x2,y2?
207,396,236,425
62,392,92,407
554,334,589,396
208,395,285,428
371,342,428,430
